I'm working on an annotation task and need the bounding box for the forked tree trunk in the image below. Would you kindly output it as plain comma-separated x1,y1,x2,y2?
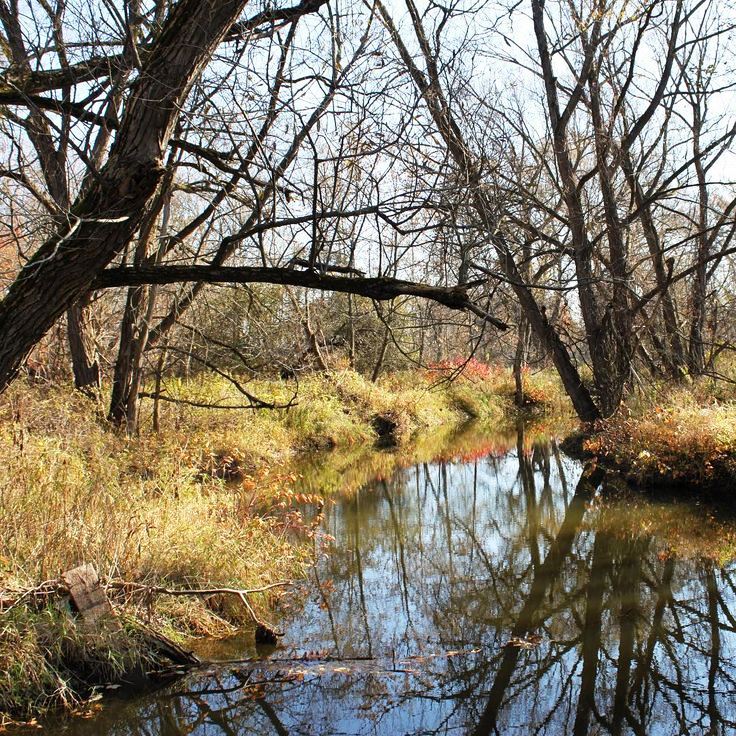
109,282,160,433
0,0,252,394
109,187,171,432
588,66,634,416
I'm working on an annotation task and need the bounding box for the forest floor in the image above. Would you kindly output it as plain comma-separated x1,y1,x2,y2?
0,364,567,726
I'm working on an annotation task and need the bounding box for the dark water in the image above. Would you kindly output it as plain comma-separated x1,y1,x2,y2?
51,425,736,735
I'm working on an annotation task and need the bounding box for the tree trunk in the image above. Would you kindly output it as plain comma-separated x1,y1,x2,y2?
375,0,601,421
66,301,100,394
513,315,530,407
108,285,150,431
588,68,633,416
0,2,102,393
152,347,167,433
372,324,390,383
0,0,252,394
621,146,686,376
497,247,600,421
109,186,171,432
347,293,356,368
689,108,710,375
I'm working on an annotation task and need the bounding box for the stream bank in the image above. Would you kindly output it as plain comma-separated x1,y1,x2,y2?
0,367,567,725
563,387,736,494
23,423,736,736
7,368,736,726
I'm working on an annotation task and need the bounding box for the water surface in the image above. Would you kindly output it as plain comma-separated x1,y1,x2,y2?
52,424,736,735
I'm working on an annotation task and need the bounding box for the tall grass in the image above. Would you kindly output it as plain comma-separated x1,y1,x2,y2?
0,366,568,587
0,364,567,721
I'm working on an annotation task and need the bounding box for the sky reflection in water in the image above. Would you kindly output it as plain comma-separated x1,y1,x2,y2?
56,425,736,735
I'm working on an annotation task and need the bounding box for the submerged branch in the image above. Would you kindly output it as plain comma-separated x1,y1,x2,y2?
106,580,292,637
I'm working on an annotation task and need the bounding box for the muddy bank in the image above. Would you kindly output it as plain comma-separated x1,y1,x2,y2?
560,421,736,497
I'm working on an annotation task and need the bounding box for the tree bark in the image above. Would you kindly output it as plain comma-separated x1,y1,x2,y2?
620,146,687,376
513,315,530,407
689,106,710,375
0,0,254,394
67,301,100,394
586,65,634,415
109,184,172,431
94,264,509,326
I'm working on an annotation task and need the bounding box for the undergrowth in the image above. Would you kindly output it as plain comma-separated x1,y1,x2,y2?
586,381,736,489
0,607,155,723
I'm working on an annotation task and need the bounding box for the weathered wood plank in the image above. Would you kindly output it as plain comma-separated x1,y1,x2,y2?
62,563,119,627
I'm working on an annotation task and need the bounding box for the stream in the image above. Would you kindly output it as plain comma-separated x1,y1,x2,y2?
45,423,736,734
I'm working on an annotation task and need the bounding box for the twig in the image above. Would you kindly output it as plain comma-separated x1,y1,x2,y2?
104,580,293,634
104,580,293,597
201,647,482,667
0,580,68,614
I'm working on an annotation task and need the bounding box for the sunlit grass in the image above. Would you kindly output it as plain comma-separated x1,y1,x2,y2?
0,367,551,589
0,365,569,720
588,381,736,488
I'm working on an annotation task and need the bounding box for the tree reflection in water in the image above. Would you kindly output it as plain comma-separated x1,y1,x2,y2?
60,425,736,736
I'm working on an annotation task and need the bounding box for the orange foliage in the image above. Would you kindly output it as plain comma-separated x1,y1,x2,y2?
585,399,736,489
427,357,501,381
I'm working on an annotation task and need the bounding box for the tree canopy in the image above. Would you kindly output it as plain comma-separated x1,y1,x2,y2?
2,0,735,427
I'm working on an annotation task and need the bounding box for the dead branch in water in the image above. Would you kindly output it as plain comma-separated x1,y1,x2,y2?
1,577,292,642
105,580,293,597
105,580,294,639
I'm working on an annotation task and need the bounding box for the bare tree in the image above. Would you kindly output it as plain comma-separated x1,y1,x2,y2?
2,0,736,424
0,0,330,393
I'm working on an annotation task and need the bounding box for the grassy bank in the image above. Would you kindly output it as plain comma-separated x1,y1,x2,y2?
0,366,565,724
581,381,736,492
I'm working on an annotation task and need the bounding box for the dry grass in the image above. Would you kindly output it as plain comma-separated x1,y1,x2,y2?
0,385,304,594
0,365,568,589
0,367,542,589
0,606,159,722
586,383,736,489
0,365,565,721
